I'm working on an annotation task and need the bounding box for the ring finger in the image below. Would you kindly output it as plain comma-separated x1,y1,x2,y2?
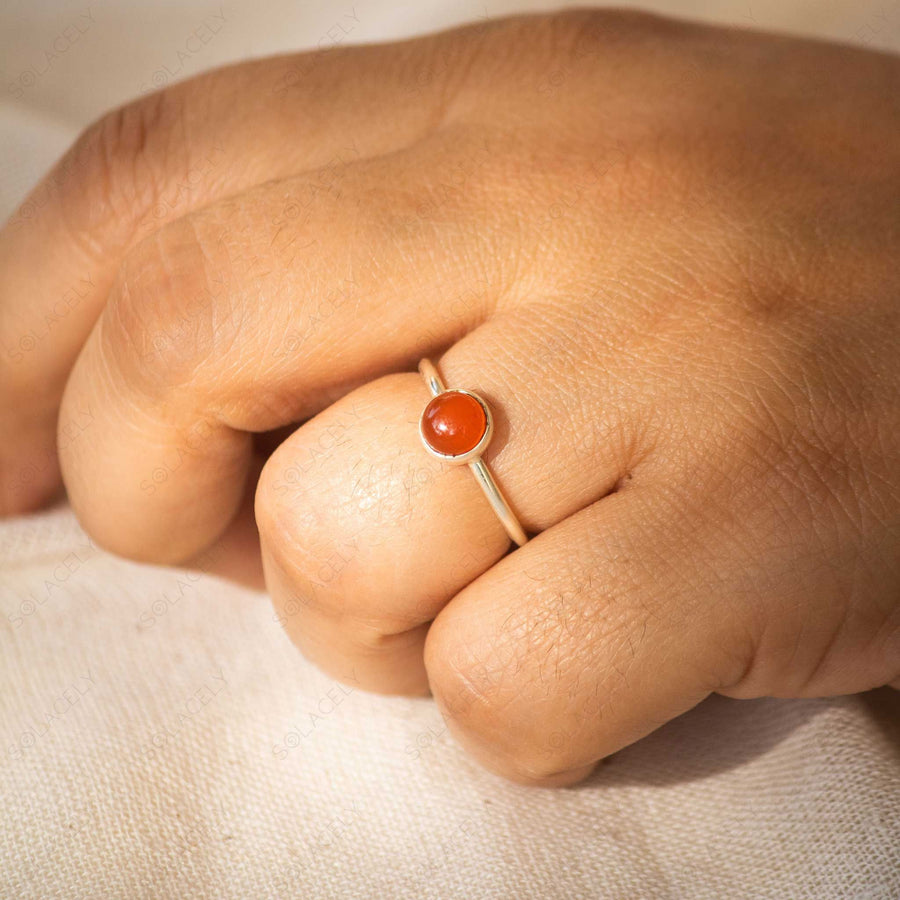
256,305,651,694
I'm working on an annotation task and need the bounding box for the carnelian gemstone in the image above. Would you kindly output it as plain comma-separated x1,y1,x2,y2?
421,391,487,457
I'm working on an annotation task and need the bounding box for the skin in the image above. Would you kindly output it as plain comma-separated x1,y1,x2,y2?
1,9,899,786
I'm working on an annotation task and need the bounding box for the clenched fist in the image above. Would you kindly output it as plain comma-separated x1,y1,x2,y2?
2,9,899,785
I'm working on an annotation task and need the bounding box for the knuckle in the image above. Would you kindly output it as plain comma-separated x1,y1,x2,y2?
101,217,225,398
523,7,678,50
425,628,507,733
425,622,581,780
256,449,348,614
259,455,426,652
59,88,188,248
256,454,315,570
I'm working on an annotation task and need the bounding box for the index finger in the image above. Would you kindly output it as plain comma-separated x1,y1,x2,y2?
0,30,472,514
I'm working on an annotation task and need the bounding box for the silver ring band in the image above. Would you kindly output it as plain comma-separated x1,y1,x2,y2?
417,358,528,547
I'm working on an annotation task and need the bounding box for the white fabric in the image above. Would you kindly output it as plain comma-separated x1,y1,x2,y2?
1,2,899,897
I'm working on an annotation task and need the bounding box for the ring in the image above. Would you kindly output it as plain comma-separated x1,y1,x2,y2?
417,358,529,547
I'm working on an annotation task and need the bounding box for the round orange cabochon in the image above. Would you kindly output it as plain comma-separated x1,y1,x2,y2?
421,391,487,457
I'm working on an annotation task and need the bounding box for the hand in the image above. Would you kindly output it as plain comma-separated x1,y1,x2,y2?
2,9,899,785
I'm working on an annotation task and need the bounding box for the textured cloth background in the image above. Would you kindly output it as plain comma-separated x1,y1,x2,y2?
1,2,900,898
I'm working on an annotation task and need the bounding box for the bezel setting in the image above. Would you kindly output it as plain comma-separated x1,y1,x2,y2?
418,389,494,465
